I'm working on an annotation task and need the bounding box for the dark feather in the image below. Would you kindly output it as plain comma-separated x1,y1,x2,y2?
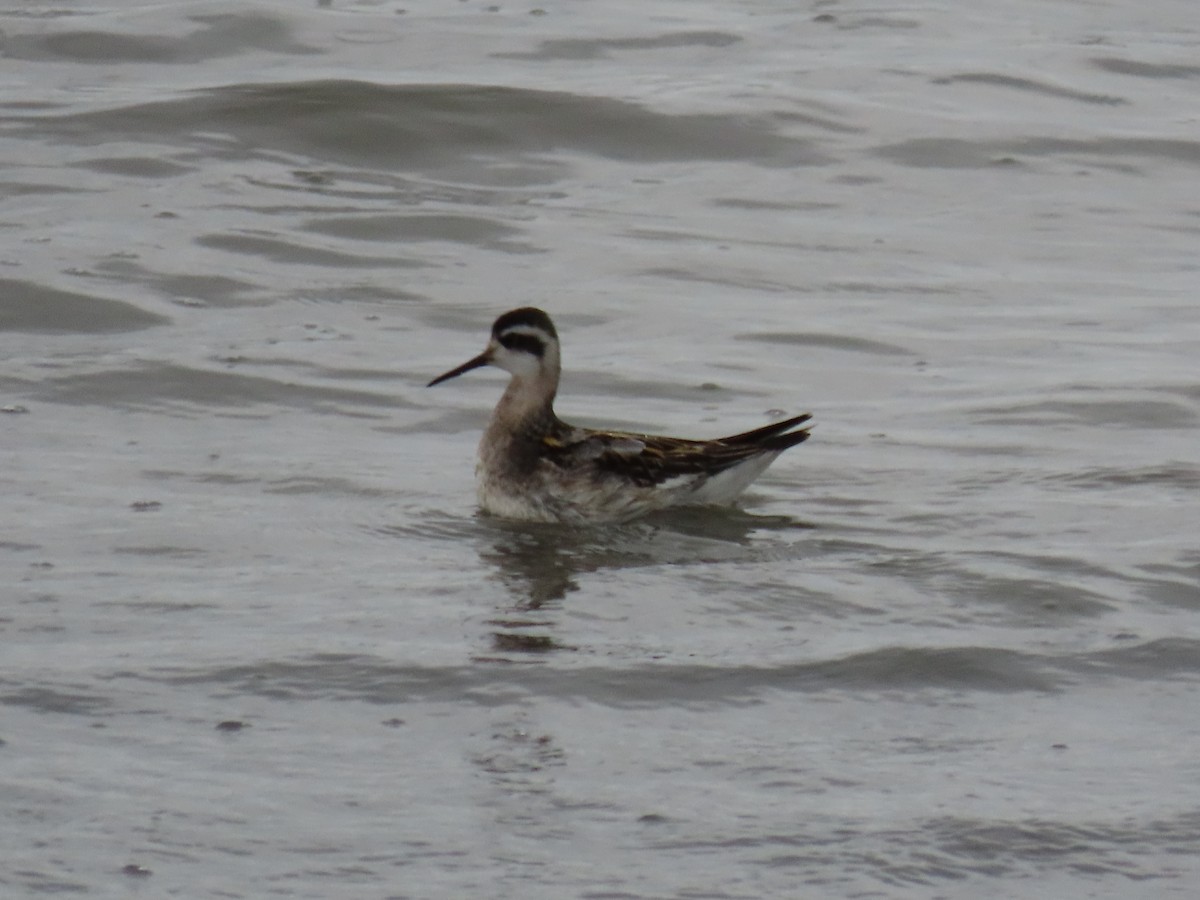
492,307,557,339
714,413,813,447
540,415,813,488
498,332,546,357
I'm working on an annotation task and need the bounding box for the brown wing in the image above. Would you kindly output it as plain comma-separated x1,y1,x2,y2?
542,415,812,488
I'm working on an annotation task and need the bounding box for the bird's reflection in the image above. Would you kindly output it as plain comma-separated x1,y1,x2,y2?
475,507,813,638
477,521,594,610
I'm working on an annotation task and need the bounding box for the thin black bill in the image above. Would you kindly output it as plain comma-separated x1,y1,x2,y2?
427,351,490,387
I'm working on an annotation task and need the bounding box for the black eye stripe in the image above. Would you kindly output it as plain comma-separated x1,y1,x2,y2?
498,332,546,357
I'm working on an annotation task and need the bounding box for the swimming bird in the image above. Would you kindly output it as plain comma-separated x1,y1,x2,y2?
427,307,812,523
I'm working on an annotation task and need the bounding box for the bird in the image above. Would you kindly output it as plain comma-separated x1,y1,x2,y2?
426,307,812,523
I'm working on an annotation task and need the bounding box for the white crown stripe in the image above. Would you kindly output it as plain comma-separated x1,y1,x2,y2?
497,324,554,341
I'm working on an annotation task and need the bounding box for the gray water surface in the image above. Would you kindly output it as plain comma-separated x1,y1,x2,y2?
2,1,1199,897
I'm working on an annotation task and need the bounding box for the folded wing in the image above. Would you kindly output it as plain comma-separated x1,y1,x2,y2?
542,414,812,488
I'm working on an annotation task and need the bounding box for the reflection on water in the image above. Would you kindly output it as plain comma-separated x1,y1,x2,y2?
476,508,813,609
475,509,818,657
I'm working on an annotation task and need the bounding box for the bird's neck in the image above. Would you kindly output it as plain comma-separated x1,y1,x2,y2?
488,373,559,438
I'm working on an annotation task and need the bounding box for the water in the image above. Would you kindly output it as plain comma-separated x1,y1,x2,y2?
2,1,1199,897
